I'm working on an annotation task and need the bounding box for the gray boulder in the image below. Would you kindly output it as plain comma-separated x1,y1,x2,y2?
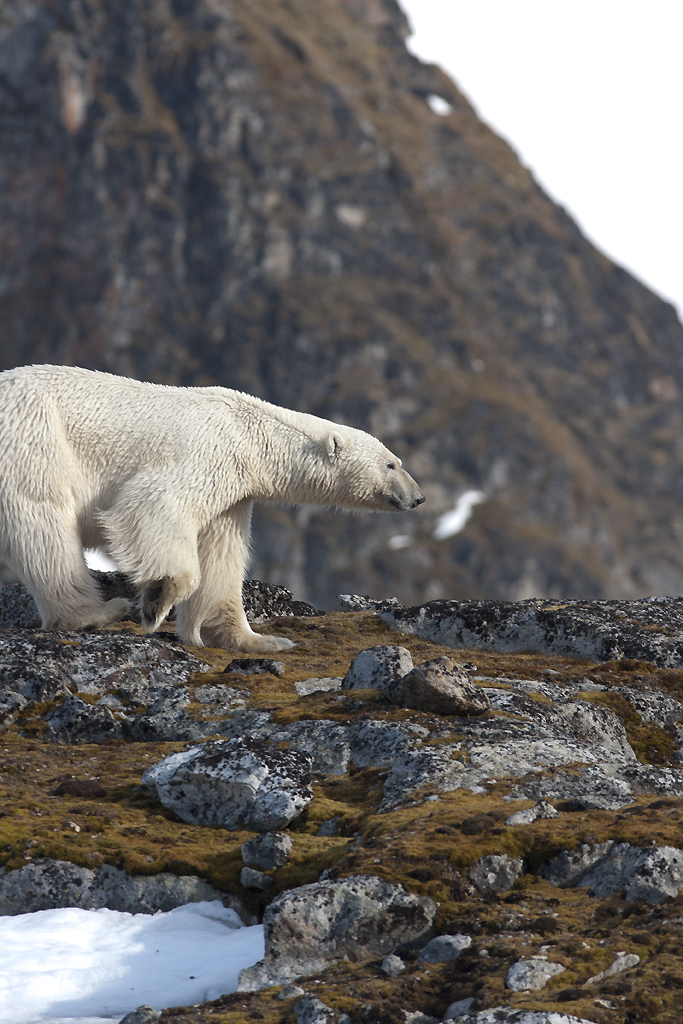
539,841,683,904
383,657,490,716
505,800,559,826
119,1008,162,1024
238,875,436,991
469,855,525,893
418,933,472,962
341,645,414,691
142,737,314,831
506,957,566,991
294,996,337,1024
241,832,293,869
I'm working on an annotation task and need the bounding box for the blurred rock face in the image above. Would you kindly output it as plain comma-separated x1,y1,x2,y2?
2,0,683,607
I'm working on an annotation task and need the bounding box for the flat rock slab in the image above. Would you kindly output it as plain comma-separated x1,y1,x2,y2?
382,597,683,667
142,737,314,831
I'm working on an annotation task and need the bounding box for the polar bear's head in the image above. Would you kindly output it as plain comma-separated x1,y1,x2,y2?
323,428,425,513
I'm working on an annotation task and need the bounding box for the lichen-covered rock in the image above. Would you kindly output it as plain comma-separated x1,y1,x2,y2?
0,629,209,711
454,1012,599,1024
383,657,490,716
119,1007,162,1024
44,694,123,743
224,658,286,677
505,800,559,826
418,933,472,962
469,855,525,893
382,597,683,668
0,857,251,920
379,746,466,812
587,952,640,984
266,875,436,960
341,646,414,691
293,995,337,1024
539,841,683,904
241,832,293,870
506,957,566,991
141,738,314,831
380,954,406,976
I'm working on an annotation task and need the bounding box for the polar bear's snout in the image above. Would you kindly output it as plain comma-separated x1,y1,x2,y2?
388,467,426,511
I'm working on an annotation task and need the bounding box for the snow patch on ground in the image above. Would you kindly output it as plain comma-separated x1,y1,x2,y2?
0,901,265,1024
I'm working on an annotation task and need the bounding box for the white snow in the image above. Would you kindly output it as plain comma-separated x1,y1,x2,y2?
0,901,265,1024
433,490,486,541
426,94,453,116
84,550,118,573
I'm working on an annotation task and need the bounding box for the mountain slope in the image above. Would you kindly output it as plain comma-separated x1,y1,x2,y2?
1,0,682,606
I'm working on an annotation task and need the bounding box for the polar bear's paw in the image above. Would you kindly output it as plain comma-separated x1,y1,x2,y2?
232,631,295,653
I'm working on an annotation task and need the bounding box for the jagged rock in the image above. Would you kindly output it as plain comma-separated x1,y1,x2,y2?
44,694,123,743
380,954,406,976
0,629,208,710
242,580,319,621
469,855,525,893
240,867,274,891
239,875,436,991
278,985,305,1000
382,598,683,668
553,701,636,761
383,656,490,716
505,800,559,826
141,737,314,831
224,658,286,677
341,646,414,691
122,689,210,743
418,934,472,962
506,957,566,992
587,952,640,984
348,719,422,768
294,996,336,1024
539,841,683,904
241,832,293,870
379,746,466,812
336,595,402,613
454,1013,598,1024
119,1008,162,1024
0,858,251,921
193,683,249,711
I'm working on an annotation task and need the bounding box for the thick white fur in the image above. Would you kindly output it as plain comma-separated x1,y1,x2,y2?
0,365,424,652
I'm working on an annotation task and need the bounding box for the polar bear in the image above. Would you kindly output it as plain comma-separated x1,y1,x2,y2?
0,365,425,652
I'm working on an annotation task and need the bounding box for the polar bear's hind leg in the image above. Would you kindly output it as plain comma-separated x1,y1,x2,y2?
12,506,132,630
139,570,197,633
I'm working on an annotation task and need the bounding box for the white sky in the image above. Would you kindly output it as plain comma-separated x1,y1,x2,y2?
400,0,683,319
0,902,264,1024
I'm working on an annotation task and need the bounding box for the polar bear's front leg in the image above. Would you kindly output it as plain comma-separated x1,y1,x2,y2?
174,502,295,653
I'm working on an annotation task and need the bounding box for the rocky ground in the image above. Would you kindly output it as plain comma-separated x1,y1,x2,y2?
3,579,683,1023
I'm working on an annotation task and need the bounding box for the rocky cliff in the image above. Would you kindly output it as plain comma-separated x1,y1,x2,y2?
2,0,683,607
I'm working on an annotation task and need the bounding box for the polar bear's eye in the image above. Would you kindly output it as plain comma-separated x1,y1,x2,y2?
387,462,396,470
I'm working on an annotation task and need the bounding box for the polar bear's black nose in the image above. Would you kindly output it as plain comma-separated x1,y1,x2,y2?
414,493,426,506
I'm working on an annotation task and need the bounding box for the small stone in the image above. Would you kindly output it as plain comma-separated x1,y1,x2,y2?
418,934,471,962
506,956,566,991
52,779,107,798
384,656,490,716
241,832,293,869
224,658,285,677
443,997,474,1020
294,677,343,695
505,799,559,826
469,854,524,893
380,953,406,976
587,951,640,984
316,817,339,837
240,866,274,891
277,984,305,1000
342,645,414,691
119,1007,161,1024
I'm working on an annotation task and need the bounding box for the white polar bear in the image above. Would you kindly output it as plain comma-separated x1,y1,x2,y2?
0,365,425,652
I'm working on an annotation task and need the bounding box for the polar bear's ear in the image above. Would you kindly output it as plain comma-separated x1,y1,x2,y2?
325,430,345,460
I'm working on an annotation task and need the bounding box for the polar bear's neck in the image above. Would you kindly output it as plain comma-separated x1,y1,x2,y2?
222,390,351,506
